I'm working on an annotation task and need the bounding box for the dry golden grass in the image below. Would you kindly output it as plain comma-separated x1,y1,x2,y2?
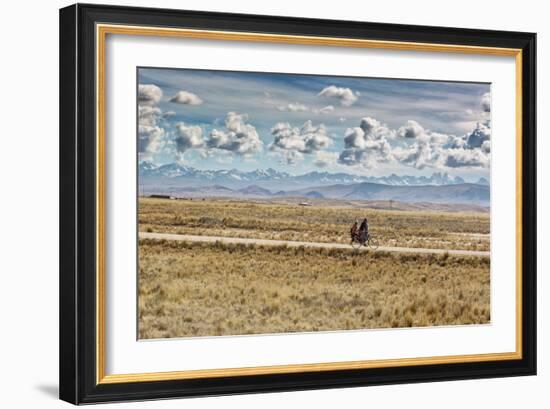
139,197,490,251
138,239,490,339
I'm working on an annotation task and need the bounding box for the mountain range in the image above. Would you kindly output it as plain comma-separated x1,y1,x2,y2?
139,162,490,206
139,161,487,189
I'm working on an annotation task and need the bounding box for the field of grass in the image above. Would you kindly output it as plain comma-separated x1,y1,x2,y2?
138,239,490,339
139,197,490,251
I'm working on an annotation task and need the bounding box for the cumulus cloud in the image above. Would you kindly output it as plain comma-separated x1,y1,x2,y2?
169,90,203,105
359,117,396,140
339,139,393,168
444,148,490,168
481,92,491,113
394,120,491,169
337,116,490,170
392,142,442,170
208,112,262,155
174,123,204,152
338,117,394,168
269,120,332,164
138,84,162,106
397,120,428,140
138,124,165,155
432,121,490,168
138,84,165,156
139,110,262,159
391,119,490,169
466,122,491,149
397,120,450,144
318,85,358,106
445,134,468,149
138,105,162,127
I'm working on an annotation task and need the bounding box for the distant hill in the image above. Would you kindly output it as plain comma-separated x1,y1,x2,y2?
141,180,489,206
305,191,325,199
238,185,272,196
287,182,489,205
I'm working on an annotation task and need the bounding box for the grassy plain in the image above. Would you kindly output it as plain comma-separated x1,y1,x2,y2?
138,197,490,251
138,239,490,339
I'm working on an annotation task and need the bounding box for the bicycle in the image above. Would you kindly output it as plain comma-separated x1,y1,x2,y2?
351,232,379,250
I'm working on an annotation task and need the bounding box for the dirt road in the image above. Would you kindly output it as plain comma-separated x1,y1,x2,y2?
139,232,490,257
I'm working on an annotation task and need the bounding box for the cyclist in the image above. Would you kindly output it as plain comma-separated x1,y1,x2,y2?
358,218,369,241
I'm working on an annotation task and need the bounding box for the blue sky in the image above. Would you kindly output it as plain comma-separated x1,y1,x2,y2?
138,67,491,180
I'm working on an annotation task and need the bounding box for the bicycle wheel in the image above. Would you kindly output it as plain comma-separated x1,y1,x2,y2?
351,239,363,249
367,236,379,250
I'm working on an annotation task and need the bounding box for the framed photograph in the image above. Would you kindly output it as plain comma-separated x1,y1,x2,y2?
59,3,536,404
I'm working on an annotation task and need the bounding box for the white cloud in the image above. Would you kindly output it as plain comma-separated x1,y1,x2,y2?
208,112,262,155
138,105,162,127
280,150,304,164
445,134,468,149
466,122,491,149
269,120,332,164
138,85,165,156
359,117,396,140
276,103,335,115
318,85,358,106
276,102,309,112
138,124,165,155
338,117,490,170
396,120,451,145
444,148,490,168
339,140,393,168
394,120,491,169
169,90,203,105
481,92,491,113
314,105,335,114
338,117,395,168
392,142,442,170
313,151,339,168
174,123,204,152
138,84,162,106
342,127,367,149
393,120,490,169
397,120,429,141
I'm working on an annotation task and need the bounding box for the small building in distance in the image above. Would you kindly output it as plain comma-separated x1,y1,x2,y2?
149,194,176,200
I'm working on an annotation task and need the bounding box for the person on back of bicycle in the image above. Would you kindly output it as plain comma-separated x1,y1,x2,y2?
350,220,359,243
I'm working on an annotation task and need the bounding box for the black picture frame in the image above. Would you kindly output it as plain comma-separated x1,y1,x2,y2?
60,3,536,404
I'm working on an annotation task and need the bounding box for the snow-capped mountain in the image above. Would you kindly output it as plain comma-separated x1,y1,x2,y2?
139,161,478,189
139,162,290,183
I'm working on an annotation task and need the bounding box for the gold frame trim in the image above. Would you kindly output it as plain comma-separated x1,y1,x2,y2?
96,23,523,385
